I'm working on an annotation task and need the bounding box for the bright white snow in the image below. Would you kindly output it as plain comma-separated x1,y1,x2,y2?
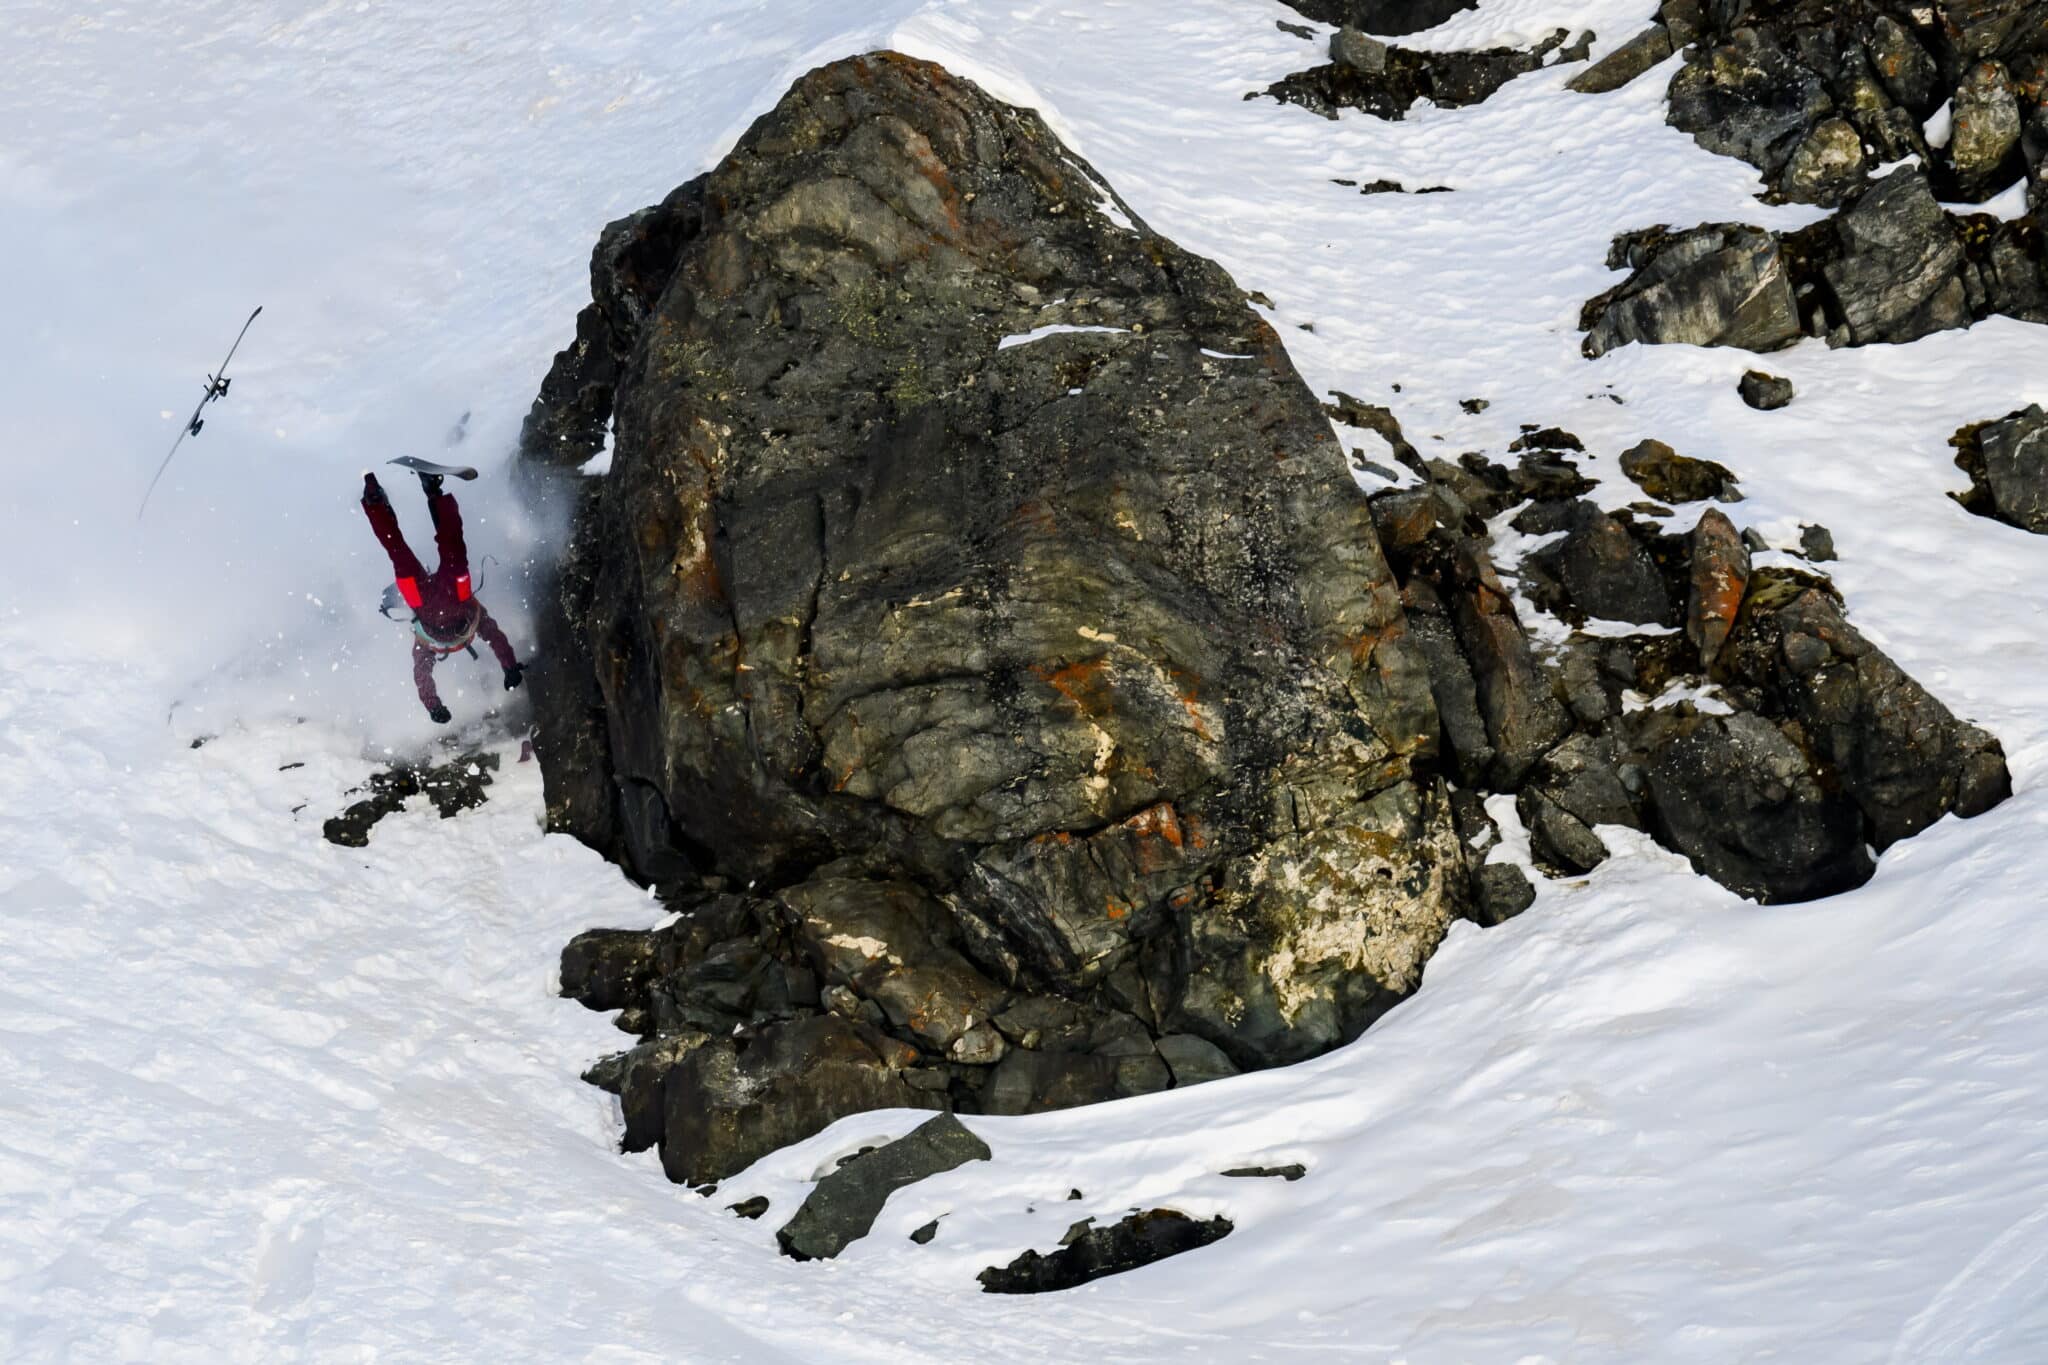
6,0,2048,1360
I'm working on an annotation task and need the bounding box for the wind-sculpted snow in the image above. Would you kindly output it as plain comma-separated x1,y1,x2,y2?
8,0,2048,1358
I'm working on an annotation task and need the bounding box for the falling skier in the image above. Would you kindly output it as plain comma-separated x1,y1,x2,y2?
360,469,524,723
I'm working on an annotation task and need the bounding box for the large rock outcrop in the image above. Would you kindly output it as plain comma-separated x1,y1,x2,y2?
529,53,1472,1182
531,52,2012,1188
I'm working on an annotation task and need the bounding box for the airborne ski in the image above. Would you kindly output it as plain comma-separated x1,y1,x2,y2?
137,306,263,519
388,456,479,480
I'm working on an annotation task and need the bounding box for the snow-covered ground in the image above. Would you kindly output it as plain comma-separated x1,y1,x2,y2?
6,0,2048,1359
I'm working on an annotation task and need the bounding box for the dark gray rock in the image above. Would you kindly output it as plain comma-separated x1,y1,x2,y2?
322,751,497,848
776,1113,991,1260
1823,169,1970,345
979,1210,1233,1293
1668,30,1835,194
1581,224,1801,356
1953,404,2048,532
1155,1033,1240,1088
560,927,664,1013
1619,439,1742,503
660,1014,939,1185
1718,571,2012,848
1523,731,1645,873
1739,370,1795,410
1799,524,1837,561
1631,708,1875,903
1472,861,1538,923
1222,1163,1307,1180
1526,502,1676,626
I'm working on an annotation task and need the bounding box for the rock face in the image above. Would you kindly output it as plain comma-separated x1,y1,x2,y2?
531,52,2014,1190
1583,167,2048,355
529,54,1485,1184
1954,403,2048,530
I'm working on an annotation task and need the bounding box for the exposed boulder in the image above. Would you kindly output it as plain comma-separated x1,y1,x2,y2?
1630,708,1875,903
1952,403,2048,531
776,1113,991,1261
531,53,1475,1178
1717,571,2013,847
1823,168,1971,345
1581,223,1801,356
1619,438,1742,503
322,751,497,848
1686,508,1751,667
1522,502,1677,627
979,1210,1234,1293
661,1014,939,1186
1739,370,1795,410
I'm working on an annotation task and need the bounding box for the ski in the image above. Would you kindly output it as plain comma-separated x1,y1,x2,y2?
388,456,479,480
137,305,263,519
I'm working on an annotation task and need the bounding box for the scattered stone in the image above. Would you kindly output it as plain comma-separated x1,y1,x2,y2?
979,1210,1233,1293
776,1113,992,1261
1739,370,1794,410
909,1219,940,1244
1619,438,1741,503
1780,119,1866,205
1460,397,1489,413
1222,1164,1307,1180
730,1196,770,1220
1472,861,1538,923
322,751,498,847
1798,524,1837,561
1952,404,2048,532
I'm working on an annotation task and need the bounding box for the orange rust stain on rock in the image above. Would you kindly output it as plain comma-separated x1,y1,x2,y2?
1169,668,1215,741
1105,898,1128,920
1031,656,1111,715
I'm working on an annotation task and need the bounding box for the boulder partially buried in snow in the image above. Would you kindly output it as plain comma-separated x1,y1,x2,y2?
526,53,1468,1181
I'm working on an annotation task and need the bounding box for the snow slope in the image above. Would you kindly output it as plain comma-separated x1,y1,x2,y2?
5,0,2048,1359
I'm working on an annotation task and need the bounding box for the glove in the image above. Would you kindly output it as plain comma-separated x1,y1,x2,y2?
428,704,452,724
503,662,525,691
362,471,387,506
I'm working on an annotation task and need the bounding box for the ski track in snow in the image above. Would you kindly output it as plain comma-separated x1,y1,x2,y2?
6,0,2048,1358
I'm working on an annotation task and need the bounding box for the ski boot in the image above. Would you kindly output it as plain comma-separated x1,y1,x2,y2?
416,470,444,498
362,471,389,507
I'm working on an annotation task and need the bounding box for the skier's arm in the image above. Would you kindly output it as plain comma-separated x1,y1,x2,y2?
475,605,520,672
412,640,447,719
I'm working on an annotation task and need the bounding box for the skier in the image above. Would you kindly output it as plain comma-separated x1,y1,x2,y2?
360,470,524,723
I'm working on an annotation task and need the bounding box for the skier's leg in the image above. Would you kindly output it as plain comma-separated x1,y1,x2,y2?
363,477,427,602
428,489,470,580
413,640,448,719
475,604,520,671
